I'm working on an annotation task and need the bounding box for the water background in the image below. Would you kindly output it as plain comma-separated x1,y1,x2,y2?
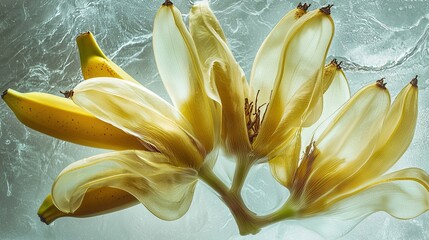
1,0,429,239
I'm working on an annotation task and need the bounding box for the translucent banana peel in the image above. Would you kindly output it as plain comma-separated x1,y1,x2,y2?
153,4,216,153
3,1,427,237
51,150,198,221
253,9,334,157
189,2,251,155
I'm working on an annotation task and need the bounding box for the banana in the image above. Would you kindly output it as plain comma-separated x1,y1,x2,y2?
2,89,145,150
38,187,139,224
76,32,139,83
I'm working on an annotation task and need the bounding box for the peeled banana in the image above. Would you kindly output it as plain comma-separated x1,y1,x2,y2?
2,89,144,150
38,187,138,224
77,31,139,83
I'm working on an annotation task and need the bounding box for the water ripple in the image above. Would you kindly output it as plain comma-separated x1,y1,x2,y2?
333,23,429,72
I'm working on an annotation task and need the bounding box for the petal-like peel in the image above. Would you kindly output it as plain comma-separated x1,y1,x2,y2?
72,78,203,167
254,9,335,156
153,4,215,153
250,5,308,115
292,82,390,206
190,2,251,155
52,150,198,220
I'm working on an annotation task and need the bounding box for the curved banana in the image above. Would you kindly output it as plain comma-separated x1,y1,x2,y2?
38,187,138,224
2,89,145,150
76,32,139,83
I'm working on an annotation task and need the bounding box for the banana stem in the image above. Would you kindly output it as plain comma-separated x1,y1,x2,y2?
253,200,297,228
230,155,254,195
199,166,260,235
198,162,297,235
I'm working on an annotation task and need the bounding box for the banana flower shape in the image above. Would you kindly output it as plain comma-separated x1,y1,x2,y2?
185,1,428,236
38,1,222,223
47,2,339,223
4,0,428,237
34,1,342,225
272,77,428,238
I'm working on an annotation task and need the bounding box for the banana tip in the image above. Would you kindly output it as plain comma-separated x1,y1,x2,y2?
376,78,387,89
163,0,173,6
1,89,8,99
38,213,50,225
76,31,91,40
320,4,334,15
410,75,418,88
60,90,74,98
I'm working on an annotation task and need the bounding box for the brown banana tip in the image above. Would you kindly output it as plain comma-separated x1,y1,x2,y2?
1,89,8,99
60,90,74,98
320,4,334,15
38,213,50,225
163,0,173,6
410,75,418,87
376,78,387,89
330,59,343,69
297,2,311,11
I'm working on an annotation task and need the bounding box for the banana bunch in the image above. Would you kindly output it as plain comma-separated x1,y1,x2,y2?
3,32,142,223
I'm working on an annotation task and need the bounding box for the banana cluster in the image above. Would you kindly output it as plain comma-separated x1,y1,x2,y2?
3,32,144,223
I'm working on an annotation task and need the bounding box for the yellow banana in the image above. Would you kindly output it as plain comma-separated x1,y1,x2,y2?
2,89,145,150
76,31,139,83
38,187,138,224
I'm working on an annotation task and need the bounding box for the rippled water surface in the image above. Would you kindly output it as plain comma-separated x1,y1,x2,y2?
1,0,429,239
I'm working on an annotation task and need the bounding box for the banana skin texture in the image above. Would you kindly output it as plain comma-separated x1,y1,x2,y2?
3,31,146,223
76,31,139,83
2,89,145,150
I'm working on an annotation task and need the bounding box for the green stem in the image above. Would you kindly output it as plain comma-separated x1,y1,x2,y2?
198,163,297,235
253,200,297,228
199,166,261,235
230,155,254,195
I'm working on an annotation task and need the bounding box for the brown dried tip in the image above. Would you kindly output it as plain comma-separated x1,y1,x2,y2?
38,214,49,225
410,75,418,87
60,90,74,98
376,78,387,89
320,4,334,15
297,2,311,11
330,59,343,69
1,89,7,99
163,0,173,6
